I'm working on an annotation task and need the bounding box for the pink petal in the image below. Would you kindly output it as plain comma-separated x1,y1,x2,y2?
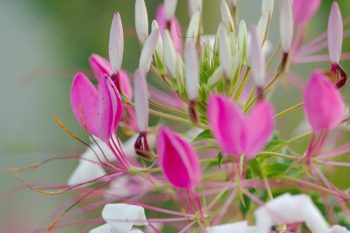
328,2,343,64
304,71,344,131
88,54,113,82
245,100,275,159
292,0,320,26
157,127,201,189
118,70,133,100
207,94,246,158
169,18,183,54
97,77,123,143
70,72,99,136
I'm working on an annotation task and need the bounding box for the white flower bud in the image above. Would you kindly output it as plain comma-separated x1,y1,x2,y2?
164,0,177,20
250,27,265,86
189,0,202,16
218,24,233,78
221,0,234,31
280,0,293,52
257,13,268,45
139,29,160,74
328,2,343,64
152,20,164,63
176,53,184,79
135,0,149,44
109,13,124,73
238,20,248,64
134,70,149,132
184,40,199,101
262,0,274,17
186,10,201,43
163,30,178,77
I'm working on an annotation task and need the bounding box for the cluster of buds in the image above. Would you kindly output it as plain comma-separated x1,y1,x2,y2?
14,0,350,232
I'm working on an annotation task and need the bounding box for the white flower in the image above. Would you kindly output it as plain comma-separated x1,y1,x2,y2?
184,40,199,101
139,29,160,74
109,13,124,73
330,225,350,233
163,30,178,77
254,194,329,233
207,221,255,233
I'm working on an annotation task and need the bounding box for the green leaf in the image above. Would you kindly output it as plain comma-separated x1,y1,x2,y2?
206,153,223,169
194,129,212,142
239,193,251,217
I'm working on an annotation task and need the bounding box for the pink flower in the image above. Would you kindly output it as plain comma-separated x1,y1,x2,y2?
292,0,320,26
207,94,275,160
157,127,201,189
304,71,344,132
89,54,133,100
155,4,183,54
70,72,123,143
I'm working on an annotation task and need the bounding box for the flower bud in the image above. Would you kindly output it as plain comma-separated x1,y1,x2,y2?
221,0,234,32
109,13,124,73
208,66,225,86
186,10,201,43
250,27,265,87
157,127,201,189
135,0,149,44
218,25,233,78
184,40,199,101
139,29,160,74
262,0,274,17
152,20,164,63
238,20,248,64
279,0,293,52
188,0,202,16
304,71,344,132
163,30,178,77
293,0,320,26
328,2,343,64
257,13,268,45
134,70,149,132
164,0,177,20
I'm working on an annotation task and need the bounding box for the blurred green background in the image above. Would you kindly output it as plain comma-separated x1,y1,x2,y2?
0,0,349,232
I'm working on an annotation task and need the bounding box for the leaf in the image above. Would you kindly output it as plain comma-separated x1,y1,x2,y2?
194,129,212,142
239,193,251,217
264,134,285,152
206,153,223,169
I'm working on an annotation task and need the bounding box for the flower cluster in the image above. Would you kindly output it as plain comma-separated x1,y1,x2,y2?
14,0,350,232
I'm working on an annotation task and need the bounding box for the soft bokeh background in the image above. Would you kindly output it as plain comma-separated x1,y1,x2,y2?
0,0,349,232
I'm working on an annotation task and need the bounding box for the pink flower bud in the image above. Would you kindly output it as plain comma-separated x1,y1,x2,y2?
134,70,149,132
292,0,320,26
207,94,275,160
328,2,343,64
88,54,133,100
250,27,265,86
304,71,344,132
157,127,201,189
70,72,123,143
109,13,124,73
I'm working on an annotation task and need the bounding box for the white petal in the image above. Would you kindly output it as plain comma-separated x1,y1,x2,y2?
208,66,225,86
134,70,149,132
139,29,160,74
186,10,201,43
279,0,293,52
163,30,178,77
89,223,114,233
238,20,248,64
330,225,350,233
135,0,149,44
207,221,255,233
67,161,106,186
176,53,184,79
262,0,274,17
164,0,177,20
221,0,234,31
102,203,147,233
328,2,343,63
185,40,199,100
106,176,133,198
250,27,265,86
83,139,116,162
189,0,202,16
152,20,164,63
218,25,232,77
109,13,124,73
129,230,143,233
